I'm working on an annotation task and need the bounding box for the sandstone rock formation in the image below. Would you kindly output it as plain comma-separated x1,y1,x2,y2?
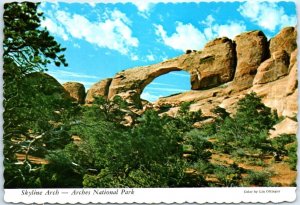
85,78,112,104
63,82,85,104
106,36,237,105
269,118,298,138
191,37,236,89
253,50,289,85
233,30,269,90
69,27,296,125
269,27,297,56
154,27,297,119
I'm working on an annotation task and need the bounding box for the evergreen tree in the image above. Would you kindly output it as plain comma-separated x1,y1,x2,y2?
3,2,72,188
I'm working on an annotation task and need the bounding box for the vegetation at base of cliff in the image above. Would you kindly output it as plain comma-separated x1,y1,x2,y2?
5,91,297,188
3,2,297,188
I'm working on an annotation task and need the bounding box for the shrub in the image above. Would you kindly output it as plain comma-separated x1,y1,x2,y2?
214,163,243,187
286,142,297,170
244,171,273,187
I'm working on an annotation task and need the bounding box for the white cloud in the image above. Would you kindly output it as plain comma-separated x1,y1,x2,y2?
151,82,177,87
42,8,139,56
154,22,207,51
141,91,162,102
146,54,155,61
146,87,188,92
202,15,246,39
40,18,69,40
48,70,99,79
169,72,190,78
155,17,246,51
88,2,96,8
238,2,297,31
211,21,246,39
133,1,152,13
132,1,154,18
130,54,139,61
73,43,81,48
47,70,100,89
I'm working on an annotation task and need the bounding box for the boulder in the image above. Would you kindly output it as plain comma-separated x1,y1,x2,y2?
26,72,70,99
191,37,236,89
269,27,297,56
63,82,85,104
233,30,269,89
269,118,298,138
253,50,289,85
85,78,112,104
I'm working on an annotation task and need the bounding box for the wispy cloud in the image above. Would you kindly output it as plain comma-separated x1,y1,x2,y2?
238,2,296,32
47,70,99,89
130,54,139,61
146,87,188,92
141,91,162,102
146,54,155,61
48,70,99,79
151,82,177,87
169,72,190,78
41,7,139,56
59,79,95,88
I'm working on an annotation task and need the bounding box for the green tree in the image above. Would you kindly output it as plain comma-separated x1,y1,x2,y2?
216,93,277,154
3,2,72,188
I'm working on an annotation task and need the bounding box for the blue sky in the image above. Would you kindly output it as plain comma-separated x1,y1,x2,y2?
39,1,297,102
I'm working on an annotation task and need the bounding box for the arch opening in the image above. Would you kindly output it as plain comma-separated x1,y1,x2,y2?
141,70,191,102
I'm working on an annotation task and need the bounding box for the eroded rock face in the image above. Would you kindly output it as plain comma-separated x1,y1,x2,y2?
269,118,298,138
63,82,85,104
85,78,112,104
253,50,290,85
233,30,269,90
286,62,298,96
286,49,298,96
269,27,297,56
191,37,236,89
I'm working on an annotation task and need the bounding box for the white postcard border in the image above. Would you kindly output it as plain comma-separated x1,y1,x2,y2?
4,187,297,204
1,0,300,204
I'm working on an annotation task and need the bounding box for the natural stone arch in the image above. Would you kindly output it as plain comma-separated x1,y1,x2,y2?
108,37,237,99
107,64,190,100
107,65,190,107
87,36,238,107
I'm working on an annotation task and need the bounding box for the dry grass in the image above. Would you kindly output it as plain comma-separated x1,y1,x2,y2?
209,150,297,186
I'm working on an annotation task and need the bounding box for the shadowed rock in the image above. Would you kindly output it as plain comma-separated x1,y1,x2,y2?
191,37,236,89
232,30,269,90
63,82,85,104
85,78,112,104
253,50,290,85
